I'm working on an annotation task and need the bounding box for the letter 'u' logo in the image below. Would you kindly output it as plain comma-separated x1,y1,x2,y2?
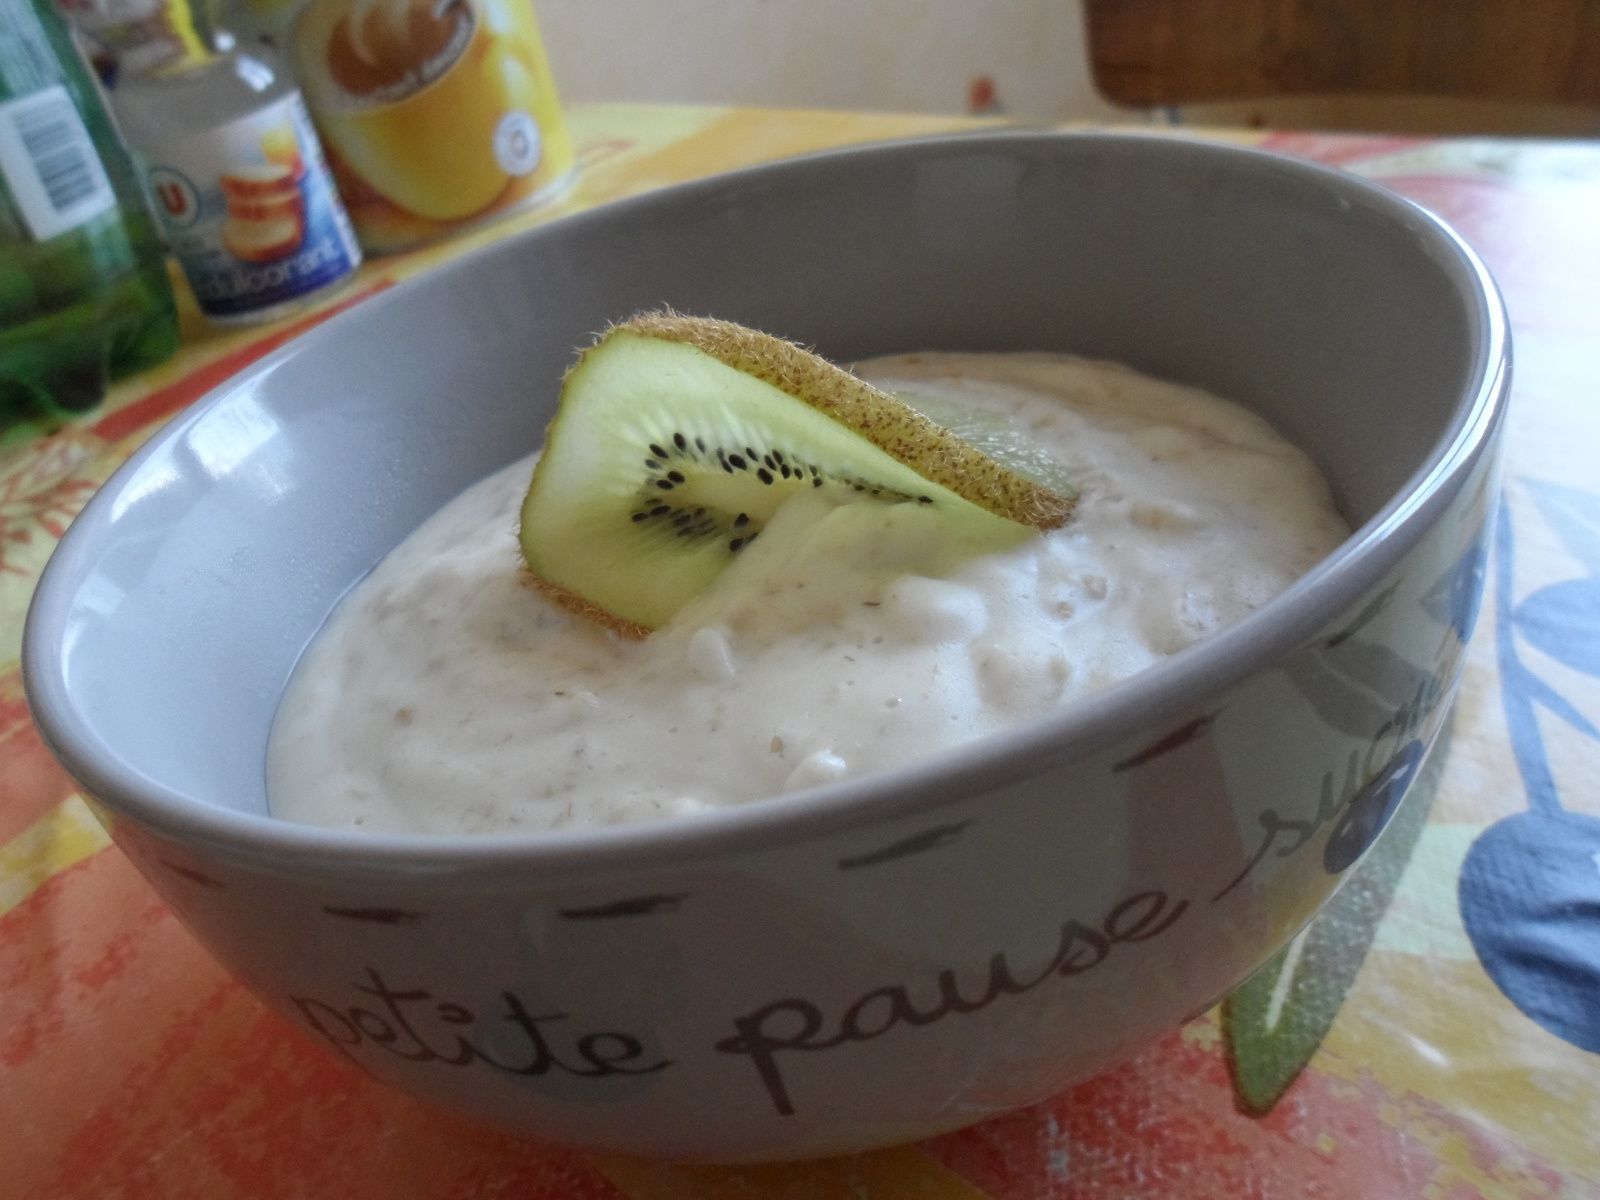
146,166,200,230
156,181,187,216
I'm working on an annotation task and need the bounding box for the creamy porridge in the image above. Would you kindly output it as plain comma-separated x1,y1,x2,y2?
267,352,1349,834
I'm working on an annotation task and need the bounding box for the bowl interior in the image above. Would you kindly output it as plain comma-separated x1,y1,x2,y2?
29,132,1491,828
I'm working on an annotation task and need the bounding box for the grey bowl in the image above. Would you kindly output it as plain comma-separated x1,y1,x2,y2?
24,131,1507,1160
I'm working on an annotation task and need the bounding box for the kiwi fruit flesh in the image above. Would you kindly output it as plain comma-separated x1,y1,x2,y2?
519,314,1077,634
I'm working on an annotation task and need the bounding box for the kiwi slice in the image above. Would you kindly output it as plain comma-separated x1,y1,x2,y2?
519,314,1076,634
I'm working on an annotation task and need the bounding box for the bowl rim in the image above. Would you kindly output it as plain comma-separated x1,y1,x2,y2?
22,128,1511,881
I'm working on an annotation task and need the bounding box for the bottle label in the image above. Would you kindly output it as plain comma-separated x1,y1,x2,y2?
139,91,361,318
0,85,117,241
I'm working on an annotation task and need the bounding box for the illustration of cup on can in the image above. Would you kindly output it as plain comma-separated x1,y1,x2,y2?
290,0,574,251
219,128,308,262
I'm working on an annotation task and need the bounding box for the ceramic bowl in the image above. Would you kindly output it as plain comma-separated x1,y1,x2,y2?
24,132,1507,1161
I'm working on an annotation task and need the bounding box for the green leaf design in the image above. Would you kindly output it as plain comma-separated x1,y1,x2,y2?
1222,718,1450,1114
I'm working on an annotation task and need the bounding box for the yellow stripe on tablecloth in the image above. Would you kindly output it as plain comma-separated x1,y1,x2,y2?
0,793,111,917
592,1145,991,1199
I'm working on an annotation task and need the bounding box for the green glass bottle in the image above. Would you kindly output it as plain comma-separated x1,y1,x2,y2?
0,0,178,425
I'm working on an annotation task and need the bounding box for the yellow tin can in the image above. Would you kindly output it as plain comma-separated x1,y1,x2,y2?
286,0,573,252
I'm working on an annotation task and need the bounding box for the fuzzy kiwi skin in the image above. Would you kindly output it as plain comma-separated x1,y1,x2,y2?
524,573,653,640
521,313,1079,634
622,313,1076,531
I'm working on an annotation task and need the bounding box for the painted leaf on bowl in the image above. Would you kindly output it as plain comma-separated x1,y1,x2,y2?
1420,532,1488,645
1279,633,1435,741
1223,724,1445,1115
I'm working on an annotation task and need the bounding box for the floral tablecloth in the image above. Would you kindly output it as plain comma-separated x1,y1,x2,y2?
3,104,1598,1199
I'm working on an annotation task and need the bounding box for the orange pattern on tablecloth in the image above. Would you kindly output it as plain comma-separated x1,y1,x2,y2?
0,794,108,918
594,1146,990,1199
926,1019,1582,1200
0,670,78,845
